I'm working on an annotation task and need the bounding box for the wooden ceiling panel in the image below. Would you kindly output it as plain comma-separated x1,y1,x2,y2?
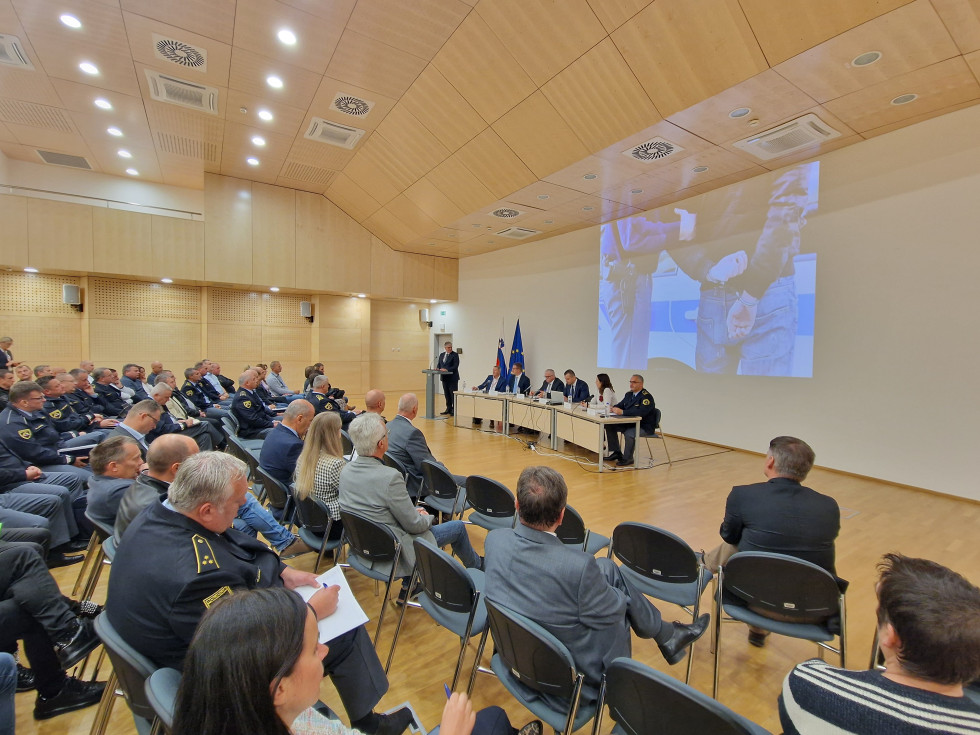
432,12,536,124
221,156,281,185
13,0,129,58
346,0,470,61
425,157,497,213
586,0,655,34
342,136,413,204
506,180,585,209
491,91,590,178
931,0,980,54
774,1,960,104
274,173,330,195
967,48,980,83
222,120,294,162
364,207,417,245
593,119,715,170
552,193,638,223
860,99,979,138
284,135,358,171
325,30,428,100
398,66,486,153
597,172,689,209
0,67,63,107
24,43,141,97
426,225,483,243
474,0,606,86
232,0,345,75
2,123,85,152
385,194,442,235
227,47,321,111
224,89,307,138
374,106,451,182
652,146,764,193
156,151,205,188
542,38,662,153
49,78,146,118
667,70,817,145
119,0,237,45
71,108,154,150
121,11,232,89
404,177,466,225
455,128,536,198
822,57,980,132
0,140,44,163
612,0,768,118
324,172,382,222
738,0,915,66
307,76,395,131
143,99,224,169
543,154,652,194
87,140,162,179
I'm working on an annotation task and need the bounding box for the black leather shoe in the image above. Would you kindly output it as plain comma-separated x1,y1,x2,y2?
55,538,91,553
616,457,634,467
439,410,451,415
604,451,622,462
34,677,106,720
53,618,100,670
46,552,85,568
374,707,415,735
17,664,36,693
658,613,710,666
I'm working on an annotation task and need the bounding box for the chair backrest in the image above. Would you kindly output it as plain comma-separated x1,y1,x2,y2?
341,430,353,456
654,407,662,430
220,415,237,438
723,552,841,624
484,599,580,700
382,452,408,479
465,476,515,518
85,510,115,542
255,466,289,510
340,510,399,564
413,537,477,615
293,492,331,535
611,522,700,584
225,434,249,464
421,459,459,500
554,504,587,546
94,612,158,722
144,668,181,731
226,411,240,433
602,658,767,735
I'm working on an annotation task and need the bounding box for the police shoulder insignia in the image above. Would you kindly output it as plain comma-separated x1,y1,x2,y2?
203,586,233,609
192,534,220,573
243,400,252,408
184,388,194,396
17,428,31,440
49,409,62,419
642,399,651,405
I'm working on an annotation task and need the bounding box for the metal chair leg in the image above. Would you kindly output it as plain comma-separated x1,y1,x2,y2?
71,533,100,597
87,670,117,735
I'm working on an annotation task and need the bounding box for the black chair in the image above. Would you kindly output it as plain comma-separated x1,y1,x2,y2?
341,430,354,460
223,413,263,451
255,465,295,531
145,668,181,734
593,657,771,735
609,522,712,684
555,504,609,556
419,460,468,519
388,538,487,687
382,451,409,479
464,476,516,531
472,600,593,735
638,407,672,466
90,613,159,735
339,510,403,646
292,492,343,573
72,512,116,599
713,552,846,699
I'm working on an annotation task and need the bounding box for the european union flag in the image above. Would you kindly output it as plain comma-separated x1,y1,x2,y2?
496,337,506,370
508,319,525,372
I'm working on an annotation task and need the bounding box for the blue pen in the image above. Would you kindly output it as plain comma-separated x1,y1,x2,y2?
444,683,452,699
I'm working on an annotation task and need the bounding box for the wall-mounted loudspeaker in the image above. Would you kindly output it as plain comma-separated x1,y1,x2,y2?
63,284,83,312
419,308,432,327
300,300,313,323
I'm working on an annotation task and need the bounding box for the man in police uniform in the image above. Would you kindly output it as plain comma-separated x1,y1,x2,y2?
40,376,113,442
105,451,408,735
91,368,127,417
304,375,360,428
604,374,657,467
68,369,101,416
231,370,278,439
180,367,228,420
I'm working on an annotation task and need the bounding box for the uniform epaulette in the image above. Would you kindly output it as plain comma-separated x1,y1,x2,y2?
192,534,220,573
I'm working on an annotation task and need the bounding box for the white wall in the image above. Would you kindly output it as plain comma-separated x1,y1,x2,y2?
453,105,980,501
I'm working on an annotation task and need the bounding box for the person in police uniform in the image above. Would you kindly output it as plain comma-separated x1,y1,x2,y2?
180,367,226,417
68,369,101,415
604,374,657,467
105,451,403,735
0,382,92,478
39,376,112,442
231,370,278,439
304,375,360,428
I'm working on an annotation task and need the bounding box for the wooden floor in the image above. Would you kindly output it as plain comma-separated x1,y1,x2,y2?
19,414,980,735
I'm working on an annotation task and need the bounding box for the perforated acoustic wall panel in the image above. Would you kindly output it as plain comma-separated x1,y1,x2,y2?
89,278,201,321
0,273,81,367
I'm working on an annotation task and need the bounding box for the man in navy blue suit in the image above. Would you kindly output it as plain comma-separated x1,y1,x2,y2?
436,341,459,416
563,370,591,403
258,399,314,486
507,363,530,395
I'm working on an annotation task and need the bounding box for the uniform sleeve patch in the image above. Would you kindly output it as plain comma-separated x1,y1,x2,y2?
17,428,32,439
642,399,651,405
49,409,62,419
243,400,252,409
203,586,233,609
192,534,221,573
184,389,194,396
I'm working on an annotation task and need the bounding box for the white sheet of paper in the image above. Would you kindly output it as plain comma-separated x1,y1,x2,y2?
293,566,369,643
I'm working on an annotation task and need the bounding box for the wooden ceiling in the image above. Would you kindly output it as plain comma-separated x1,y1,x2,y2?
1,0,978,259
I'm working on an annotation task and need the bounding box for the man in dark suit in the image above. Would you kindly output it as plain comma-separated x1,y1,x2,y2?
120,364,148,402
474,365,506,393
483,466,708,702
0,337,20,370
258,399,314,486
386,394,465,498
562,370,590,403
436,341,459,415
604,374,657,467
91,368,127,417
84,436,143,528
531,368,564,397
507,362,530,395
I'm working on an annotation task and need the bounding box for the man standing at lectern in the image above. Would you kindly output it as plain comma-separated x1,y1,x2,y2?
437,341,459,417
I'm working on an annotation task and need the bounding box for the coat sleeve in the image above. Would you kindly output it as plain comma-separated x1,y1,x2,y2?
718,487,744,545
385,472,432,534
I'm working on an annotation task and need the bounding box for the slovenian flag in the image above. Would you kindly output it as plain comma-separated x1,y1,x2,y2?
496,337,506,370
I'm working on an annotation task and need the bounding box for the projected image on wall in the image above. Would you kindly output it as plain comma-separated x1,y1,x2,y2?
598,162,819,377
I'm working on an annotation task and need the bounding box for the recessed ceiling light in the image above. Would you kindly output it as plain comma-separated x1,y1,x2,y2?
852,51,882,67
258,109,273,121
692,165,709,173
582,206,594,211
356,293,366,298
891,93,918,105
269,286,279,292
251,135,266,146
544,219,554,224
60,14,81,29
278,29,297,45
125,168,139,176
630,188,643,194
537,194,550,200
729,107,752,119
117,149,132,158
24,267,38,273
107,127,123,137
94,98,112,110
79,61,99,75
161,278,173,284
583,173,598,180
471,224,481,228
430,299,437,304
247,157,260,166
266,75,283,89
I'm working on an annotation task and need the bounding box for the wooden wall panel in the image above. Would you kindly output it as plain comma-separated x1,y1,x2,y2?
27,199,94,272
433,257,458,301
402,253,435,299
261,325,311,364
0,195,28,266
0,272,81,367
314,294,368,330
251,182,296,289
296,193,373,294
206,323,264,373
318,328,363,360
370,300,429,394
89,319,201,369
371,237,404,297
369,360,427,394
92,208,153,278
370,329,430,362
151,216,204,281
373,300,430,331
320,361,365,396
204,173,252,283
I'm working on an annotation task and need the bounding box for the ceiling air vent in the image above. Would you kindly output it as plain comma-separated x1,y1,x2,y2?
491,208,522,219
0,34,34,70
733,113,841,160
36,150,92,170
622,136,683,163
497,227,539,239
153,33,208,70
145,70,218,114
329,93,374,117
304,117,365,149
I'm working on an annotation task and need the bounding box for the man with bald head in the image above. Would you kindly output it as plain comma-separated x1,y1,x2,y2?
146,362,164,387
231,370,278,439
364,389,386,418
386,393,466,498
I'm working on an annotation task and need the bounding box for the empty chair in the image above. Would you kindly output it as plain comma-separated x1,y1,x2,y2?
472,600,594,735
387,538,487,687
223,413,263,451
145,668,180,734
339,509,403,646
90,612,159,735
292,493,343,573
341,430,354,460
419,459,468,519
713,552,846,699
594,657,771,735
637,407,672,466
255,465,295,530
555,504,609,556
609,522,712,683
464,475,517,532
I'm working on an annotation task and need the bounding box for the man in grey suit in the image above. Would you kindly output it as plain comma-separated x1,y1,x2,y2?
107,399,161,460
484,466,709,701
340,413,481,599
386,393,465,498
